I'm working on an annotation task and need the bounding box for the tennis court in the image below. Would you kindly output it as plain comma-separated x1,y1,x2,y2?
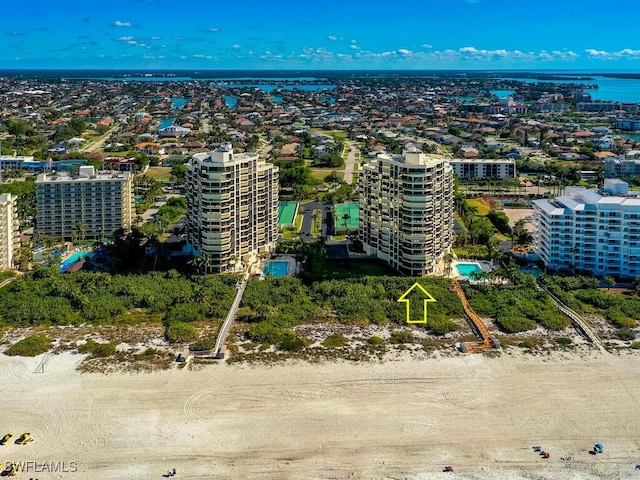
335,202,359,231
278,201,298,227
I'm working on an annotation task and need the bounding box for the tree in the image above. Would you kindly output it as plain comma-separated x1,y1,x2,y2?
73,221,87,242
443,253,454,277
603,275,616,291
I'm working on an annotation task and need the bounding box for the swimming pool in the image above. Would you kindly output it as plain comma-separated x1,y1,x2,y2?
455,262,484,279
262,260,289,277
60,252,95,272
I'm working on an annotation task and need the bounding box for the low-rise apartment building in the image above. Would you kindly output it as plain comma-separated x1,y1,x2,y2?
533,179,640,278
448,158,516,180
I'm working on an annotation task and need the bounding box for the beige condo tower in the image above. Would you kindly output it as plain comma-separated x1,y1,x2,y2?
359,145,454,276
185,143,279,273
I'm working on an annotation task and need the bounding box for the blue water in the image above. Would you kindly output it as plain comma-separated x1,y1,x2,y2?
456,263,484,279
170,97,188,109
59,252,95,272
158,118,175,129
620,133,640,141
263,261,289,277
490,89,516,98
271,96,283,103
224,95,238,108
520,265,543,279
446,96,475,102
216,83,336,92
498,75,640,103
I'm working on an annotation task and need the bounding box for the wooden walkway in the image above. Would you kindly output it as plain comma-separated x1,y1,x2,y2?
450,281,500,353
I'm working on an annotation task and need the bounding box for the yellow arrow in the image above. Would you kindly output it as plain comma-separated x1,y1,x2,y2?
397,282,437,324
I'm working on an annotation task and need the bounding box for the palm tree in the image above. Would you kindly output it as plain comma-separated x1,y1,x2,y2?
443,253,454,277
74,221,87,242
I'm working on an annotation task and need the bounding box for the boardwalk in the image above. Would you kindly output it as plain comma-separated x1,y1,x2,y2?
189,278,248,359
450,280,499,353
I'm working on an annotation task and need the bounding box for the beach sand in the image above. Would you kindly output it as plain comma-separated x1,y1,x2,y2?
1,350,639,479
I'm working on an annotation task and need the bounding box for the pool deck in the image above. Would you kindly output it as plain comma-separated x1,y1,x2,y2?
260,255,299,277
451,259,493,281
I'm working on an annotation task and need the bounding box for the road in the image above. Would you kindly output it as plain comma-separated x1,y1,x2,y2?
79,124,120,154
342,142,359,184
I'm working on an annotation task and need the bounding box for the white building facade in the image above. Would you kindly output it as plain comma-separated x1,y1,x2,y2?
0,193,19,270
36,166,134,240
185,143,279,273
533,179,640,278
359,146,454,276
448,158,516,180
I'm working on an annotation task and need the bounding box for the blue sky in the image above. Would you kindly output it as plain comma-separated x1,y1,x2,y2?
3,0,640,70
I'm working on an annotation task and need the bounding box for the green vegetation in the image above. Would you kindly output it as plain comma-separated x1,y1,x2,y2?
542,275,639,328
466,272,570,333
190,336,216,351
166,322,199,343
5,334,52,356
0,180,36,222
0,270,238,330
78,339,117,357
556,337,573,346
322,332,348,348
144,167,172,182
368,335,384,345
239,276,463,348
465,198,491,216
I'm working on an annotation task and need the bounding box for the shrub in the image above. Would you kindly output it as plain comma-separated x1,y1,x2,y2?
556,337,572,346
78,338,98,354
278,331,308,352
92,343,116,357
322,333,348,348
5,334,51,356
390,331,415,344
617,329,636,341
519,340,536,349
367,335,384,345
165,322,199,343
190,336,216,351
631,341,640,350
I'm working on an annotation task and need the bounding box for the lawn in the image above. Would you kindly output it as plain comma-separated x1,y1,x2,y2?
310,168,343,181
466,198,491,216
145,167,172,182
309,129,348,141
304,259,399,281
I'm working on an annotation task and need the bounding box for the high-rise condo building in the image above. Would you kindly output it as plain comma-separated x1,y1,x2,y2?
359,146,454,276
185,143,279,272
36,166,134,240
533,179,640,278
0,193,19,270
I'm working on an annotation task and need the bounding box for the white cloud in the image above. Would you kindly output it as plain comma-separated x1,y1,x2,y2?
207,28,219,33
232,44,241,49
422,44,433,49
151,36,162,40
328,35,337,41
398,49,412,55
586,48,640,59
113,21,134,27
118,36,134,41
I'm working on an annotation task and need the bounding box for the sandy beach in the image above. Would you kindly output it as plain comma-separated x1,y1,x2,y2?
1,350,640,480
